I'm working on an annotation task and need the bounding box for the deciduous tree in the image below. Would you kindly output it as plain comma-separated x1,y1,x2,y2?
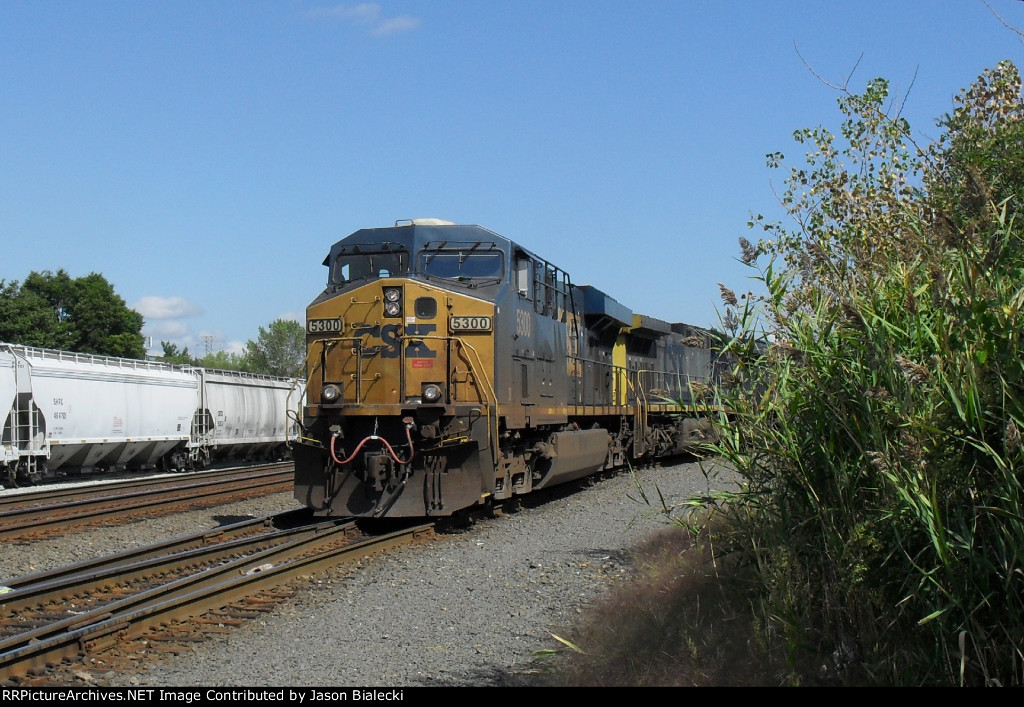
244,318,305,376
0,270,144,357
159,341,195,365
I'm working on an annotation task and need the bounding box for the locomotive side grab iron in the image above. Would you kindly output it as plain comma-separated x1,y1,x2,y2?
293,219,731,519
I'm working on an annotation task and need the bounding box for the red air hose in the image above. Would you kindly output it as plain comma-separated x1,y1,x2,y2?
330,423,415,466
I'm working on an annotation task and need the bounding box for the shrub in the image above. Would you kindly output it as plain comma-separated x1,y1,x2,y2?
705,62,1024,686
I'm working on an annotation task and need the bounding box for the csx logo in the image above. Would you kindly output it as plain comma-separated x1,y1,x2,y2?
353,323,437,358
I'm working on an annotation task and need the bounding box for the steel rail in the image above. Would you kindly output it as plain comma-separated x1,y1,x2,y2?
0,463,293,512
0,510,306,592
0,511,315,617
0,520,434,682
0,468,294,541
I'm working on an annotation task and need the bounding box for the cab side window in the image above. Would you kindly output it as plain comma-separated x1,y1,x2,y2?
515,256,533,299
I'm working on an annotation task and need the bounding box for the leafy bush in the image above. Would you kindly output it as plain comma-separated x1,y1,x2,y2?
707,61,1024,686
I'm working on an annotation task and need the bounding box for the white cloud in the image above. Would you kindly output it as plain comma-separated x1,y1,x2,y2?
223,340,247,356
141,320,192,354
307,3,419,35
133,295,203,320
143,320,191,339
372,15,421,36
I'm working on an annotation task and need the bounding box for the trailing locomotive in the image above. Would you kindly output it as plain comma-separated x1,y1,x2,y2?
0,343,305,487
293,219,732,520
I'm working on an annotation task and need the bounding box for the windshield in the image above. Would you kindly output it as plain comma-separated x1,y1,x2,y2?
418,242,504,280
329,244,410,285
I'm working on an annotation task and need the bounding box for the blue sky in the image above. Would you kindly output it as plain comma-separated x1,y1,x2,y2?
3,1,1024,357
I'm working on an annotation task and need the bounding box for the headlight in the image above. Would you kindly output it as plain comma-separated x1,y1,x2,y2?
383,288,401,317
321,383,342,403
421,383,443,403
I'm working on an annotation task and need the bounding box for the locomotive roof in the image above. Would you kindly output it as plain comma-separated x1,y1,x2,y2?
324,220,515,266
322,221,712,338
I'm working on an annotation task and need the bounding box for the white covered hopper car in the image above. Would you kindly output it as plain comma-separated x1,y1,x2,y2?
0,343,304,487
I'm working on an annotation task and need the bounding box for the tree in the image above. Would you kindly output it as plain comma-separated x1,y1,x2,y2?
196,350,250,371
159,341,195,365
67,273,145,357
0,270,145,358
0,278,64,348
243,319,305,377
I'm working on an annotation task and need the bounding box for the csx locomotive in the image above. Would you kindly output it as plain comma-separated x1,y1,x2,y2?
293,219,730,519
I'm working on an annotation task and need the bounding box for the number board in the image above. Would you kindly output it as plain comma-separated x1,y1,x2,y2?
307,318,344,334
450,315,492,332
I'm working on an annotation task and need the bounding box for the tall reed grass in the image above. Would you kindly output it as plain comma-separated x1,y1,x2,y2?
701,62,1024,686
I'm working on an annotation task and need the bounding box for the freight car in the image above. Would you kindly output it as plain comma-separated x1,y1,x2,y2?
293,219,733,519
0,343,304,487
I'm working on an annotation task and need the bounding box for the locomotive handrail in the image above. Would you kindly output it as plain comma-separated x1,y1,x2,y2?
285,377,306,446
307,333,500,465
309,335,393,409
308,336,362,401
399,334,497,406
567,355,634,407
304,338,332,389
400,333,500,466
635,369,711,410
633,368,720,457
637,369,683,408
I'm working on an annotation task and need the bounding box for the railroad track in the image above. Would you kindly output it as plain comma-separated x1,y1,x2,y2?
0,464,295,542
0,510,435,685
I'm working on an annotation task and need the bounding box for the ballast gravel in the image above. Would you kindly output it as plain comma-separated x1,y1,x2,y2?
1,459,740,687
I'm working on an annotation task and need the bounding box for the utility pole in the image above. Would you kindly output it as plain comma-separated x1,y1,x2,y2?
202,335,214,357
